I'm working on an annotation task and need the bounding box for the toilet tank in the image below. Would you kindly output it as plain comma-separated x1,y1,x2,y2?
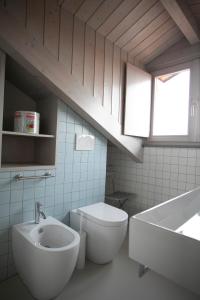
70,209,82,231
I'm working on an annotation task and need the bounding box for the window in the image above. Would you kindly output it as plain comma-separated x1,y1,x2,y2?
149,60,200,144
152,69,190,136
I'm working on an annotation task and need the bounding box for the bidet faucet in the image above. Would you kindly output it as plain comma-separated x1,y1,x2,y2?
35,202,46,224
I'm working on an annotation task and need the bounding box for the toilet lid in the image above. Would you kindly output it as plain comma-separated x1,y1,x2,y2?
77,203,128,227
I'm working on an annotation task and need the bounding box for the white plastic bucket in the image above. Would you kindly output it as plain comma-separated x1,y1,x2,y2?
14,111,40,134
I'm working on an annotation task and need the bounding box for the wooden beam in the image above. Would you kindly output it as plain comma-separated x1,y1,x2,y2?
160,0,200,44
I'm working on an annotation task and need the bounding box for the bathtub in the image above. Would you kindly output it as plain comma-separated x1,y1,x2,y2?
129,187,200,295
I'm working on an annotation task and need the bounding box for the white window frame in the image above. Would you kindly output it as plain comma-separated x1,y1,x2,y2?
148,59,200,144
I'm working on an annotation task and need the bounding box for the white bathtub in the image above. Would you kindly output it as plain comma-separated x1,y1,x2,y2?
129,187,200,295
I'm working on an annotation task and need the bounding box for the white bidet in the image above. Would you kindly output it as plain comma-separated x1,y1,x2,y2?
12,216,80,300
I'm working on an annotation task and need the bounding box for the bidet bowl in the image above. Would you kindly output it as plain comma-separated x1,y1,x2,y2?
30,223,76,249
12,217,80,300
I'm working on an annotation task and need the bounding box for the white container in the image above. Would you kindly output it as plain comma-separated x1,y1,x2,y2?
14,111,40,134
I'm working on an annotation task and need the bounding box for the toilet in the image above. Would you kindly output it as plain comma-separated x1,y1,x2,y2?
70,202,128,264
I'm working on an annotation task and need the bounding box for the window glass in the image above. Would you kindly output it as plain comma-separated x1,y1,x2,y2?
152,69,190,136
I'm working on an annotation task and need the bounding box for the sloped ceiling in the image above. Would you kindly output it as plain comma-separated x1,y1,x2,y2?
186,0,200,23
146,0,200,70
63,0,200,66
62,0,184,65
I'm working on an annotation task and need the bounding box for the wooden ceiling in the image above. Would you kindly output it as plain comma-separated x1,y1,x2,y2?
187,0,200,23
62,0,200,66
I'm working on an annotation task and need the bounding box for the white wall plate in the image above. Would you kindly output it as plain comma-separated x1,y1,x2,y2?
76,134,95,151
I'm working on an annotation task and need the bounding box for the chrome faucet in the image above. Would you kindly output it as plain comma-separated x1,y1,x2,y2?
35,202,46,224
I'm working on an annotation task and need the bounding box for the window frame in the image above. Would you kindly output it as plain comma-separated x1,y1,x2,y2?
147,59,200,145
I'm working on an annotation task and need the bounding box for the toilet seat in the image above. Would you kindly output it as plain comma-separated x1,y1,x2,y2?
77,202,128,227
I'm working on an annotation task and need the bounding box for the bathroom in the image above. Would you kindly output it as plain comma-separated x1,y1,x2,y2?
0,1,200,299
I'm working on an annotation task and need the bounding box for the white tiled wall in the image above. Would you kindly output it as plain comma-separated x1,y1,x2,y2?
106,145,200,216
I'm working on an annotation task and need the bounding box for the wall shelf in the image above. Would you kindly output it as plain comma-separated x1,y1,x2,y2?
2,130,55,138
1,163,55,171
0,52,58,170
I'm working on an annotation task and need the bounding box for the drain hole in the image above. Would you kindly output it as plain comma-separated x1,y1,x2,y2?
39,242,51,248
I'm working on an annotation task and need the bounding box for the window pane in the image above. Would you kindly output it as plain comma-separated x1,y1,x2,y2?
152,69,190,136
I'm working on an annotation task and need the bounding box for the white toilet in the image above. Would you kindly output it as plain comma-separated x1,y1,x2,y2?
70,202,128,264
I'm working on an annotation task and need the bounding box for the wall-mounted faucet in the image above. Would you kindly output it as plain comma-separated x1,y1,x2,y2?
35,202,46,224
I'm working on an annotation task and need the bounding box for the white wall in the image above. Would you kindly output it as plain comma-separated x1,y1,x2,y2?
106,145,200,215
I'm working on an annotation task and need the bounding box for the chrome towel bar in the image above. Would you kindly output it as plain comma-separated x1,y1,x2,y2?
15,172,55,181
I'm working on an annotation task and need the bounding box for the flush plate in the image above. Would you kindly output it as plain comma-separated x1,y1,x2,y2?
75,134,95,151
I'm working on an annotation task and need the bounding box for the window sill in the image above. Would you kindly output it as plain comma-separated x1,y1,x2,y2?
144,140,200,148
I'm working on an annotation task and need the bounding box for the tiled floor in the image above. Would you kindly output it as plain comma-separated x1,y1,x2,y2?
0,239,199,300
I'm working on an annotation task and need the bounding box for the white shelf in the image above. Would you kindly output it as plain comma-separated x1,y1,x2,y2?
1,130,54,138
1,163,55,171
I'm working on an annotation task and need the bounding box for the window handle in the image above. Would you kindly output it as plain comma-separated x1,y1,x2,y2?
191,103,196,117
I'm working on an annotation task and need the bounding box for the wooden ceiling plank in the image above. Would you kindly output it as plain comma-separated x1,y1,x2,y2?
190,3,200,8
160,0,200,44
189,4,200,20
146,38,200,71
62,0,85,14
44,0,60,59
116,1,164,48
118,49,127,124
142,32,183,64
134,26,180,62
123,11,169,52
75,0,104,22
188,0,200,4
94,32,105,105
59,7,73,71
97,0,141,36
5,0,27,27
27,0,45,44
129,19,176,58
87,0,123,31
107,0,157,42
84,24,95,94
